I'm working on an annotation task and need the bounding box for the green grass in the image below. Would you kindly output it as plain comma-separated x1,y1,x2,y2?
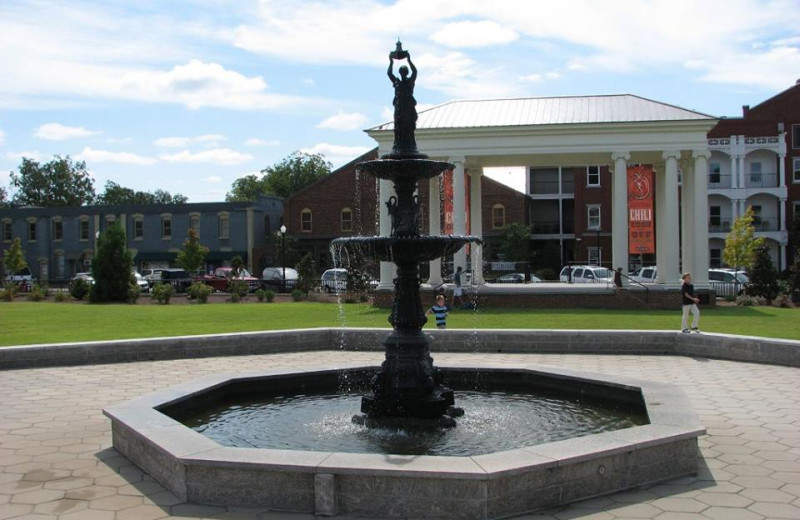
2,301,799,347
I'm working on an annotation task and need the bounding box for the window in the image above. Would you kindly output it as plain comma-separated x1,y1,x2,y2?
588,247,600,266
492,204,506,229
133,218,143,240
28,220,37,241
341,208,353,232
301,209,312,233
587,205,601,230
79,218,89,241
52,219,63,241
105,215,116,229
161,216,172,239
749,162,762,184
710,206,721,227
793,124,800,149
2,220,11,242
218,213,230,239
586,166,600,187
793,158,800,183
263,216,271,238
751,205,762,229
710,248,721,268
709,163,721,184
55,252,65,278
189,213,200,234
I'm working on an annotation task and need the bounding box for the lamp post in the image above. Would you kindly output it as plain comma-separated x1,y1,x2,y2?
279,224,286,293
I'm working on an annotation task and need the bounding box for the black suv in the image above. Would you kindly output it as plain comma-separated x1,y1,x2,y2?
158,268,193,293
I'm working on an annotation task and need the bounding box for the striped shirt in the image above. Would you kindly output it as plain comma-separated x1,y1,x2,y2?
429,304,449,328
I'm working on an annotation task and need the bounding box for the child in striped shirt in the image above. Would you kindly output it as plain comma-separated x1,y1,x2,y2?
427,294,450,329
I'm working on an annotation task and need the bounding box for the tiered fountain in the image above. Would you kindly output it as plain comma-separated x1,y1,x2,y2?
334,41,479,425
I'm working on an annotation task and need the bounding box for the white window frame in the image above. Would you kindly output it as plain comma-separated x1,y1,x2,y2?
132,214,144,241
27,218,37,242
588,247,601,266
793,157,800,183
52,218,63,242
587,205,601,230
340,208,353,232
301,209,312,233
709,162,721,184
2,218,12,242
749,161,762,184
586,166,600,187
78,217,90,241
792,124,800,149
492,204,506,230
218,212,230,239
710,206,721,227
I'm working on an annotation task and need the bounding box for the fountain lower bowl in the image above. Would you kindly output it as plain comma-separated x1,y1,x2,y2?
357,157,453,180
332,235,481,262
104,362,703,519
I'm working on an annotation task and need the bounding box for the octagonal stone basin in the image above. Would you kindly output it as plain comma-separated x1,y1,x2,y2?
104,362,703,519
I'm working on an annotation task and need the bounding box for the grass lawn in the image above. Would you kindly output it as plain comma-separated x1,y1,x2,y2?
1,301,799,346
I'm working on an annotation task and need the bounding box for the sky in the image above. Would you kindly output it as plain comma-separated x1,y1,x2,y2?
1,0,799,202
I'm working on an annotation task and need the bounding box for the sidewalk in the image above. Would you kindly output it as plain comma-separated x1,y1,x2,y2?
1,351,798,519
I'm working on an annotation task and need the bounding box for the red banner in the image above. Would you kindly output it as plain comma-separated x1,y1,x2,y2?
628,165,655,254
442,169,454,234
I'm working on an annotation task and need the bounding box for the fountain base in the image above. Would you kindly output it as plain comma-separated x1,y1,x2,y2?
351,410,460,429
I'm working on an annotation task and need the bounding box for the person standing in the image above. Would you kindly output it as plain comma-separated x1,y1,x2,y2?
614,267,623,291
451,266,463,308
681,273,700,333
427,294,450,329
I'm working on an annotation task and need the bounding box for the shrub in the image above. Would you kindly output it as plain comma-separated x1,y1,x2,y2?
53,291,67,302
735,294,767,306
536,268,557,282
26,283,47,301
152,283,173,304
127,283,141,304
264,289,275,302
69,278,90,301
188,282,212,303
291,289,305,301
90,224,134,303
228,280,248,302
773,294,793,308
0,284,15,301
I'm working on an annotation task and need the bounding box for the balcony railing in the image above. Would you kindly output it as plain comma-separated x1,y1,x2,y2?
708,221,731,233
707,173,780,189
709,217,779,233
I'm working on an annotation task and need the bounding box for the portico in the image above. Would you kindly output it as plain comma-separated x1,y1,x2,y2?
367,95,718,288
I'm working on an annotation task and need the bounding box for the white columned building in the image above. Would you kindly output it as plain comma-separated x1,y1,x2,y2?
367,95,717,289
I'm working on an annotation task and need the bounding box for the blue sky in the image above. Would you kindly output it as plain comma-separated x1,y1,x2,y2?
1,0,798,201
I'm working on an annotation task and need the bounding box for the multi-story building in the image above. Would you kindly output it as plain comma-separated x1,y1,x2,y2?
0,196,284,281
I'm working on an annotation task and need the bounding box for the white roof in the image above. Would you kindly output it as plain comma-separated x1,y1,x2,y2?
371,94,715,131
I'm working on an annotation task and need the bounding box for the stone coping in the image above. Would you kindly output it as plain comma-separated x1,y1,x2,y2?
2,328,798,370
103,363,705,519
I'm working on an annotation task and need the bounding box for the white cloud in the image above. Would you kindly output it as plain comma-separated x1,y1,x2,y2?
302,78,315,86
205,176,222,183
5,150,45,162
154,134,226,148
431,20,518,48
316,111,369,131
696,43,800,90
0,128,4,145
245,138,280,147
159,148,253,166
520,72,561,83
77,147,157,165
35,123,99,141
300,143,372,168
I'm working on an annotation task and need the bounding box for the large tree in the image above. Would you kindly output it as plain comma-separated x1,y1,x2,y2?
723,206,766,272
0,186,9,208
9,156,95,207
96,181,187,205
90,224,133,303
225,152,331,201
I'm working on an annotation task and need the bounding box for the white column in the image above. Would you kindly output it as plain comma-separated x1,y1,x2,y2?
469,169,484,284
451,157,467,272
738,153,746,189
378,178,396,289
428,177,443,285
611,152,630,277
655,161,666,282
692,150,710,285
779,198,787,232
660,150,681,285
681,162,695,277
730,154,738,189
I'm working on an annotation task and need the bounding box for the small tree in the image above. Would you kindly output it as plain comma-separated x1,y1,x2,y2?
295,253,317,294
90,224,133,303
788,251,800,302
230,255,244,278
723,207,765,274
499,222,531,261
176,228,208,273
745,245,779,301
3,237,27,277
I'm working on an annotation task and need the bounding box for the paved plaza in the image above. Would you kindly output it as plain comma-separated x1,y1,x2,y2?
1,350,799,520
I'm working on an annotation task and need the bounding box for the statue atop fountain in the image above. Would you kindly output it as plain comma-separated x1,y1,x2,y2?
334,42,480,426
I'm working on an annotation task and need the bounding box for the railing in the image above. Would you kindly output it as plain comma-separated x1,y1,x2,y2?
707,173,733,188
709,218,778,233
530,221,560,234
709,221,731,233
710,281,745,298
707,173,780,189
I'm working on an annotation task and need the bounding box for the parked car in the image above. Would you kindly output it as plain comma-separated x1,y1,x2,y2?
261,267,299,291
158,268,193,293
4,266,36,291
708,268,748,297
559,265,613,283
71,272,95,285
194,267,260,293
132,271,150,293
321,268,348,293
629,266,658,284
141,268,164,283
495,272,542,283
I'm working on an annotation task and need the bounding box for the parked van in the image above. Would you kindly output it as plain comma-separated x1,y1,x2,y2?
630,266,658,284
559,265,613,283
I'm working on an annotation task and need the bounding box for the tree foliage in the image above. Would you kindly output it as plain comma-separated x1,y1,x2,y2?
175,228,208,273
745,245,779,301
499,222,531,261
9,156,95,207
230,255,244,278
3,237,27,275
723,207,765,272
96,181,187,205
226,152,331,201
90,224,133,303
294,253,317,294
788,251,800,300
0,186,9,208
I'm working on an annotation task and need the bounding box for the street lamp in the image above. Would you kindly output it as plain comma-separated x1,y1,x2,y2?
279,224,286,293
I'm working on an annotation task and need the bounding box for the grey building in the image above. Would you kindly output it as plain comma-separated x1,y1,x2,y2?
0,195,284,281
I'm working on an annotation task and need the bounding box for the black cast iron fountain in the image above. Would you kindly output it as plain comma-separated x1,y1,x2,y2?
333,42,480,425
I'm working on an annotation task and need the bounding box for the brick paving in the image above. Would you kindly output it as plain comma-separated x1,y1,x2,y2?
1,351,798,519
